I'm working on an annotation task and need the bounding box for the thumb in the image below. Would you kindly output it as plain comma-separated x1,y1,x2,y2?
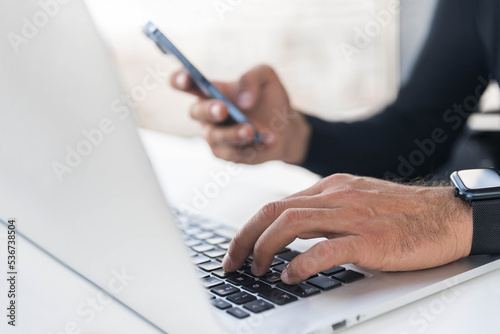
236,64,276,110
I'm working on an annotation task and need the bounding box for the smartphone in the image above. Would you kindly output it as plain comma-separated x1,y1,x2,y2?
143,22,262,143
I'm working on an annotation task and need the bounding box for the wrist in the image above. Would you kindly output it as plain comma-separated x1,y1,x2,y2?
281,112,311,165
440,187,473,257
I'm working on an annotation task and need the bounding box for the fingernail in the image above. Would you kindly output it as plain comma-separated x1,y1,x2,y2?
175,72,188,88
238,127,249,140
281,266,291,284
251,262,259,276
222,254,232,270
210,104,223,120
237,91,254,109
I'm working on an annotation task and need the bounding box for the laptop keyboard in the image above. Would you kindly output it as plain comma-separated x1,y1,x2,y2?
173,208,366,319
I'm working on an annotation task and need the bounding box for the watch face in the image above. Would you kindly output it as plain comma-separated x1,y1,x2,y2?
457,169,500,190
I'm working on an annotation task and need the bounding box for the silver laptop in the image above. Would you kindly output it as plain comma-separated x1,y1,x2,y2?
2,0,500,333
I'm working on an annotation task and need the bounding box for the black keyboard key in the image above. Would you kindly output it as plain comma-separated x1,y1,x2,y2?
243,299,275,313
270,258,284,267
212,269,238,279
244,268,271,277
202,276,224,288
276,250,301,262
212,299,231,310
258,288,298,305
275,247,290,254
227,307,250,319
262,272,282,284
192,244,215,253
273,263,288,273
192,254,211,265
242,281,271,293
332,270,365,283
211,284,240,297
227,274,255,286
199,261,223,272
227,291,257,305
277,283,320,297
307,276,341,290
320,266,345,276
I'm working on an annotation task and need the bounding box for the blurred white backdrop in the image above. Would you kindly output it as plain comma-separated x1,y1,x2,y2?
84,0,400,136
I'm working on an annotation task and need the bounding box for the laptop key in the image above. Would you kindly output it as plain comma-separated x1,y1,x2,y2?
258,288,298,305
203,249,226,258
227,291,257,305
227,274,255,286
211,284,240,297
186,249,197,257
243,299,275,313
262,272,282,284
212,269,238,279
276,250,301,262
244,268,271,277
307,276,341,290
192,244,215,253
242,281,271,293
195,231,215,240
270,258,284,267
199,261,223,272
212,299,231,310
218,242,231,250
273,263,288,273
185,238,202,247
275,247,291,255
206,236,227,245
277,283,320,297
226,307,250,319
202,276,224,288
192,254,211,265
332,270,365,283
320,266,345,276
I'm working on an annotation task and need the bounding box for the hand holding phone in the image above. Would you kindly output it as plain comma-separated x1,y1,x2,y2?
143,22,262,143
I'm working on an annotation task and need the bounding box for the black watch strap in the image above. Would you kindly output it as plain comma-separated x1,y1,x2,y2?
470,199,500,254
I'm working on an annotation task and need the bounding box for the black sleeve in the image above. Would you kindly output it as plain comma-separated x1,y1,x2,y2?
302,0,489,180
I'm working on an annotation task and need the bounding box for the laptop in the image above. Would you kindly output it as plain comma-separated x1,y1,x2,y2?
1,0,500,333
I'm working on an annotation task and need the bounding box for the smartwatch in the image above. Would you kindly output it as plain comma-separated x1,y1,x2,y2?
450,168,500,254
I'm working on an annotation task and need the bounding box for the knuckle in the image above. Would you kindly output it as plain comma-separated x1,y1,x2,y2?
281,208,301,225
313,241,334,260
336,187,362,199
259,201,284,221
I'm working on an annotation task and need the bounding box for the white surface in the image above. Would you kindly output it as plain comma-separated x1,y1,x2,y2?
2,129,499,334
